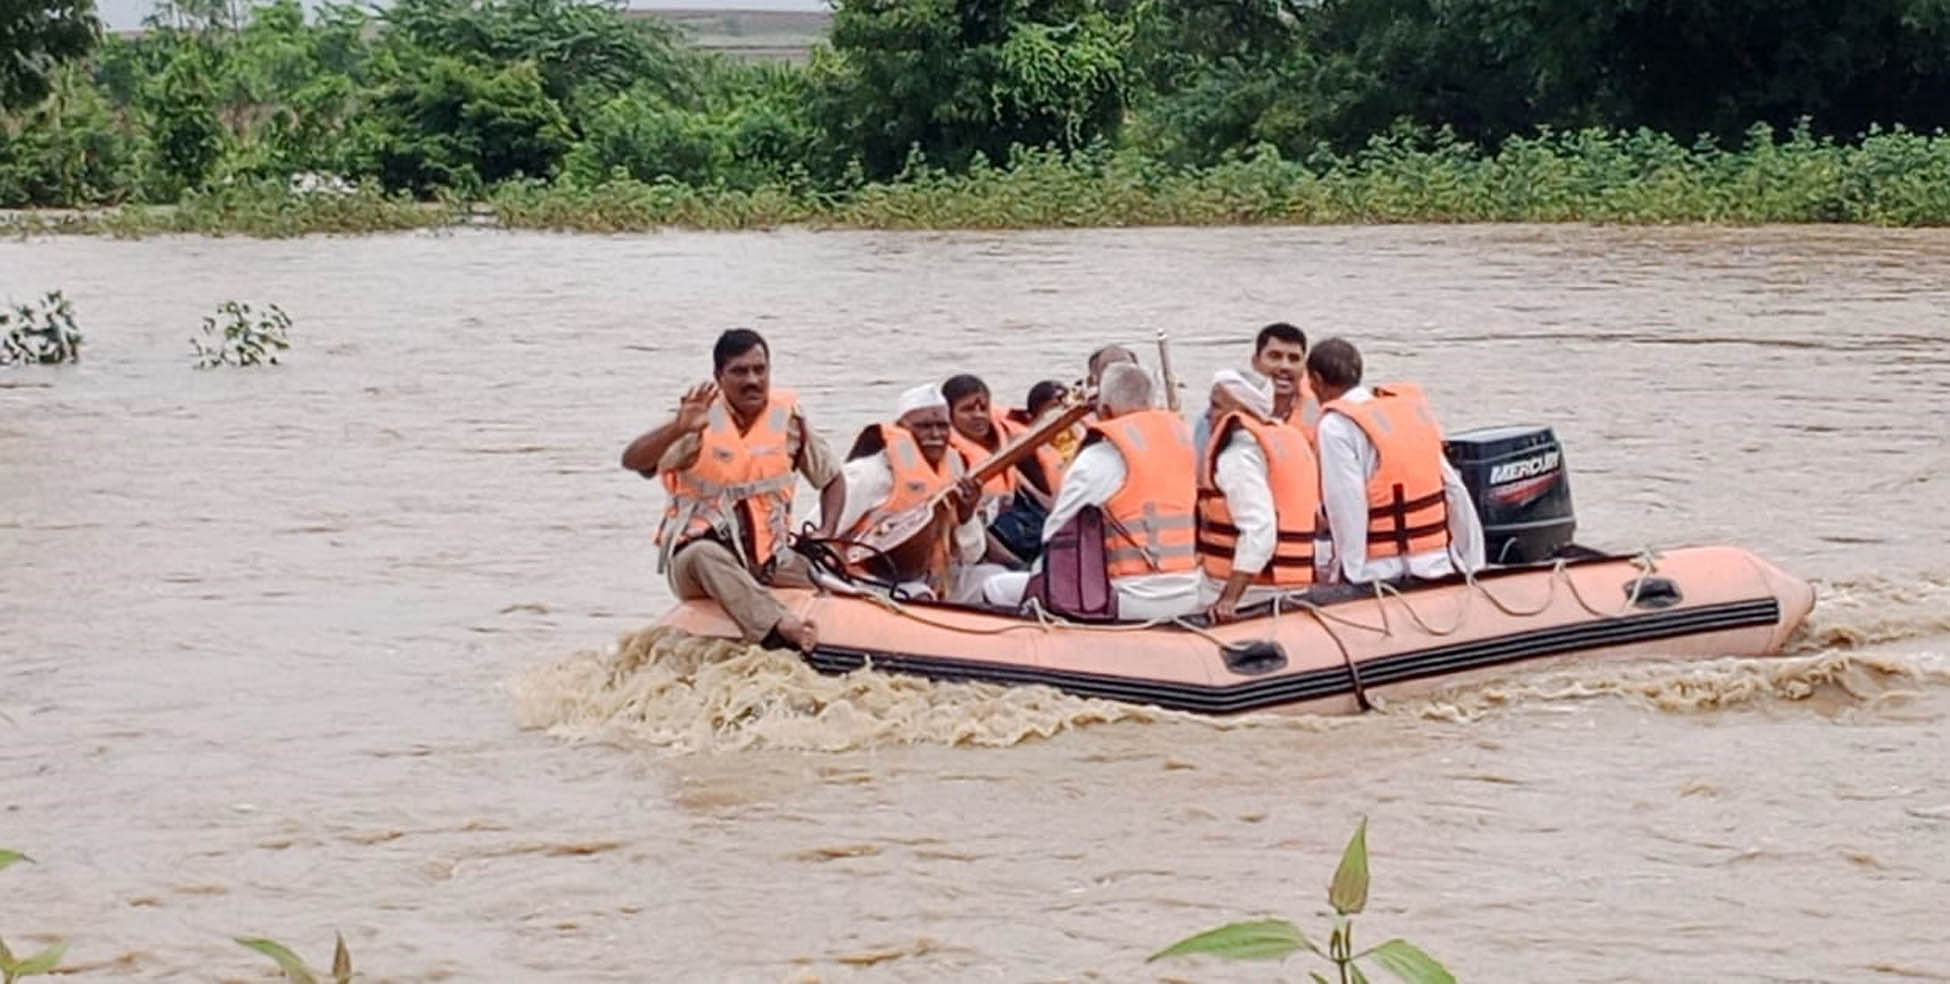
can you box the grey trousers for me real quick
[666,539,813,643]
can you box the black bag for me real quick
[988,487,1049,564]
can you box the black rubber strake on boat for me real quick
[804,597,1783,714]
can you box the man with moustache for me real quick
[810,384,988,601]
[621,329,846,651]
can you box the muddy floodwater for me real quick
[4,225,1949,982]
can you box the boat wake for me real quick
[508,570,1950,754]
[1791,569,1950,652]
[507,625,1200,754]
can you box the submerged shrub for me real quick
[193,300,292,367]
[1,292,84,366]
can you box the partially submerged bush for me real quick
[193,301,292,367]
[0,292,83,366]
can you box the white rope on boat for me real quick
[842,547,1668,644]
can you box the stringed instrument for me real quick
[841,394,1097,582]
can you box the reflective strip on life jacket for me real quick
[1088,409,1199,578]
[1322,382,1450,559]
[843,422,965,541]
[1196,412,1320,586]
[843,421,965,592]
[656,389,800,570]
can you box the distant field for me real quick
[108,7,833,61]
[627,8,832,61]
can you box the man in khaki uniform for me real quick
[621,330,846,650]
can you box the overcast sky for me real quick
[98,0,827,30]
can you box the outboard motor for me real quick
[1443,425,1576,565]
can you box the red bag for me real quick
[1024,506,1119,621]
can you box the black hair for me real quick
[1306,337,1364,389]
[941,374,989,408]
[1024,379,1067,416]
[846,423,886,461]
[712,329,769,372]
[1255,322,1307,354]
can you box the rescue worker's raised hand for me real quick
[950,477,982,524]
[676,382,718,433]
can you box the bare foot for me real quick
[776,613,818,651]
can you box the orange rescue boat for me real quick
[656,544,1812,715]
[655,425,1816,715]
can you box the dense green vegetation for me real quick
[6,0,1950,231]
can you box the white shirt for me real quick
[1034,438,1201,619]
[1316,386,1486,584]
[805,453,985,566]
[1195,429,1337,608]
[1209,430,1277,578]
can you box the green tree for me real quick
[0,62,137,205]
[812,0,1130,179]
[1132,0,1950,161]
[1,0,101,111]
[561,63,816,189]
[377,0,696,113]
[136,44,227,196]
[356,56,574,193]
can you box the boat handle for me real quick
[1221,639,1289,675]
[1624,576,1683,609]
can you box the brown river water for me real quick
[4,225,1949,982]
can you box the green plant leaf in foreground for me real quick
[1363,938,1456,984]
[1329,816,1370,915]
[0,850,31,873]
[1147,918,1315,962]
[8,940,68,978]
[235,937,319,984]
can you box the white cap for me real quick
[895,383,949,418]
[1209,369,1273,419]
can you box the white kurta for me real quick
[981,439,1202,619]
[805,452,987,599]
[1196,430,1325,607]
[1316,386,1486,584]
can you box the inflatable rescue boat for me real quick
[655,426,1816,715]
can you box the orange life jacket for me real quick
[1196,413,1320,585]
[948,411,1022,506]
[970,407,1069,499]
[1321,382,1450,558]
[655,389,799,570]
[1086,409,1198,578]
[843,422,966,542]
[842,422,967,593]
